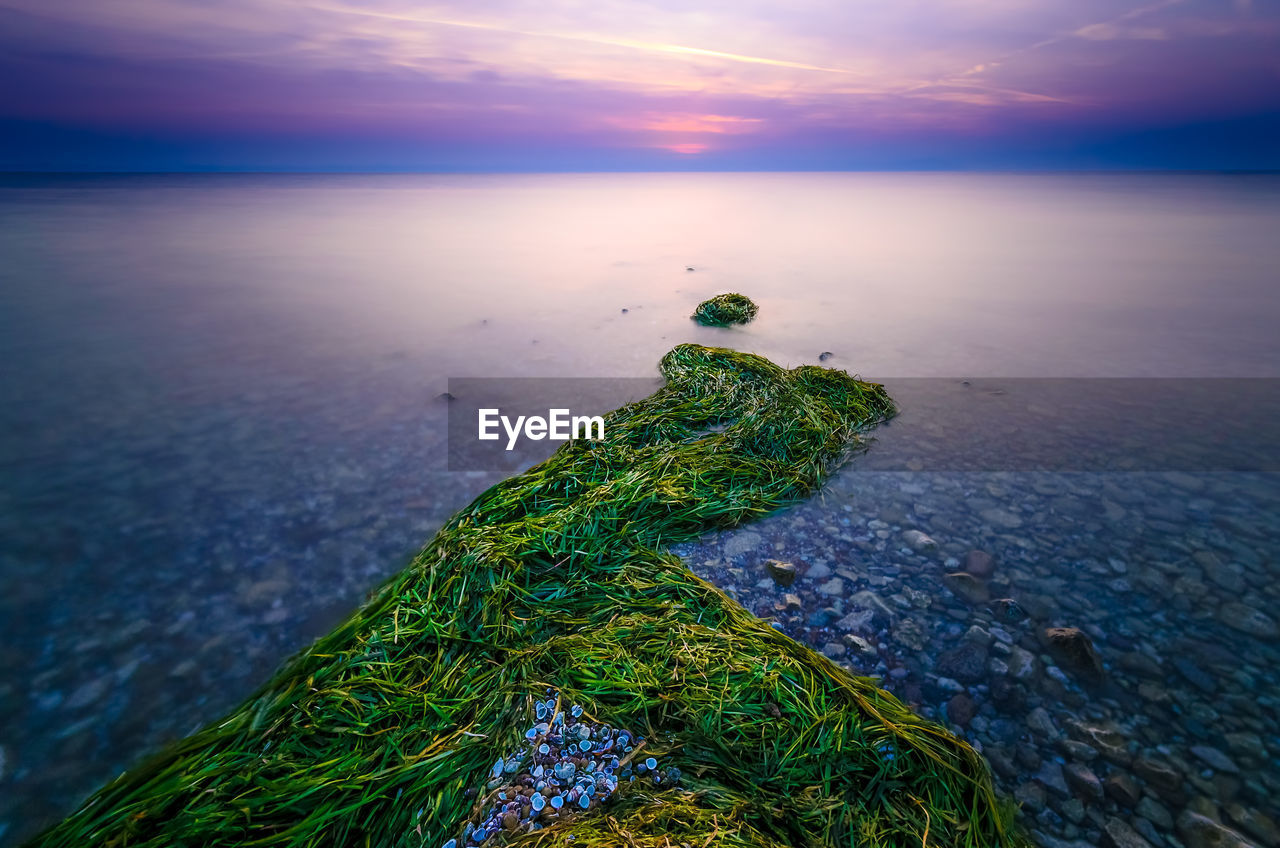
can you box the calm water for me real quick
[1,173,1278,846]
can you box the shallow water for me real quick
[0,173,1277,846]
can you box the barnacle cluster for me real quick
[445,692,679,848]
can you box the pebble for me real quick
[1063,762,1103,802]
[1103,818,1156,848]
[1006,646,1036,680]
[1225,804,1280,845]
[1035,760,1071,798]
[722,531,763,558]
[979,507,1023,529]
[816,577,844,597]
[1104,773,1142,808]
[1043,627,1104,680]
[64,676,113,710]
[1027,707,1060,739]
[1132,757,1183,794]
[902,530,938,553]
[1177,810,1259,848]
[963,550,995,578]
[1059,740,1098,762]
[1190,746,1240,775]
[1216,603,1278,639]
[935,642,988,684]
[942,572,990,605]
[764,560,797,587]
[947,693,975,727]
[1136,796,1174,830]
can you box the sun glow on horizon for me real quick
[0,0,1276,169]
[663,143,710,154]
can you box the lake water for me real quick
[1,173,1278,846]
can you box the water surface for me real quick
[1,173,1277,846]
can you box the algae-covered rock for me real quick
[29,343,1025,848]
[691,292,758,326]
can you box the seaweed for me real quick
[692,293,759,327]
[28,342,1024,848]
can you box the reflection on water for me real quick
[0,173,1278,846]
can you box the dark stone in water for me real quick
[1062,762,1103,802]
[1115,651,1162,680]
[764,559,797,587]
[1103,817,1156,848]
[943,572,989,605]
[934,642,988,685]
[989,598,1028,624]
[988,676,1025,711]
[1103,773,1142,808]
[1132,756,1183,794]
[963,550,995,578]
[1173,657,1217,694]
[1068,721,1131,766]
[818,351,834,362]
[1043,627,1104,680]
[1178,810,1258,848]
[1225,804,1280,846]
[946,693,975,727]
[808,608,836,627]
[1217,602,1278,639]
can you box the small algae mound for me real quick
[692,293,759,326]
[29,343,1023,848]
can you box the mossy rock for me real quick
[29,343,1024,848]
[692,293,759,326]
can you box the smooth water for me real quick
[1,173,1278,846]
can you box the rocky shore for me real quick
[678,470,1280,848]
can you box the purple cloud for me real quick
[0,0,1276,169]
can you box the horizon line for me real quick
[3,168,1279,176]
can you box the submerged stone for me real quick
[764,559,797,587]
[1043,627,1105,680]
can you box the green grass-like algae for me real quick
[28,342,1024,848]
[692,293,759,326]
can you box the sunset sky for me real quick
[1,0,1277,170]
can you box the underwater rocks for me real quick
[451,691,678,848]
[677,468,1280,848]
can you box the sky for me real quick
[0,0,1277,171]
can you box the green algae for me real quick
[692,293,759,326]
[28,342,1024,848]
